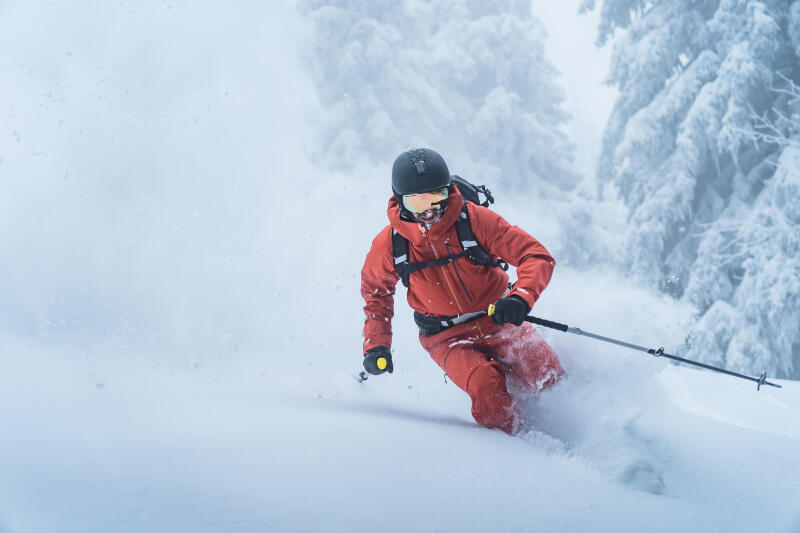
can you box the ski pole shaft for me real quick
[566,326,781,389]
[487,305,781,390]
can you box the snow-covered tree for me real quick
[586,0,800,377]
[299,0,579,192]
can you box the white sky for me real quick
[533,0,618,178]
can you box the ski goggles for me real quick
[402,187,449,214]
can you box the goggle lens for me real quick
[402,188,449,214]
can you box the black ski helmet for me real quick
[391,148,451,195]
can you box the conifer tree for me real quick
[586,0,800,377]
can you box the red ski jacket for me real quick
[361,185,555,353]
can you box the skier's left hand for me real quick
[363,346,394,375]
[490,296,529,326]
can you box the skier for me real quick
[360,148,565,434]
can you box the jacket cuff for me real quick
[507,288,535,311]
[363,333,392,355]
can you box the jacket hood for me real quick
[387,185,463,246]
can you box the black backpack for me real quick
[392,175,508,288]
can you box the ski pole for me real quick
[487,305,782,391]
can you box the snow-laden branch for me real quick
[741,73,800,148]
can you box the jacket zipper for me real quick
[445,242,474,303]
[425,236,466,316]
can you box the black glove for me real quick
[363,346,394,375]
[491,295,530,326]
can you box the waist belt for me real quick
[414,310,486,336]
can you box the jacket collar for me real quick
[387,185,463,246]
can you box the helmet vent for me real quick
[414,160,427,174]
[407,148,426,164]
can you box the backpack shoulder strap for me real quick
[454,203,509,270]
[454,203,491,265]
[392,229,411,287]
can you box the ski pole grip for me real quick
[488,305,569,332]
[525,316,569,332]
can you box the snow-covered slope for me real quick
[2,301,798,533]
[2,250,799,532]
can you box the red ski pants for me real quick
[419,316,564,434]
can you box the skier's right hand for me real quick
[363,346,393,375]
[490,295,529,326]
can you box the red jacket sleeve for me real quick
[469,204,556,310]
[361,225,400,354]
